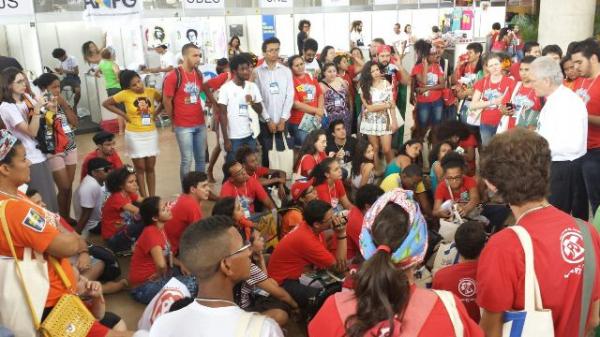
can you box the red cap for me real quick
[291,179,314,201]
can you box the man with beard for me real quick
[350,20,364,49]
[303,38,320,79]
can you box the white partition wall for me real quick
[275,14,295,57]
[371,11,398,43]
[323,12,350,52]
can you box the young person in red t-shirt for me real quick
[470,53,516,146]
[313,157,354,213]
[412,39,446,129]
[435,120,478,176]
[80,131,123,182]
[295,129,329,178]
[162,43,219,182]
[346,184,384,262]
[267,200,347,311]
[130,197,197,304]
[432,220,487,323]
[236,146,287,202]
[164,171,209,254]
[477,128,600,337]
[309,189,483,337]
[219,160,275,219]
[288,55,325,149]
[433,152,480,219]
[101,166,144,253]
[509,56,543,130]
[561,56,579,91]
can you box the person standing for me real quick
[571,38,600,217]
[320,63,351,133]
[529,56,589,220]
[0,53,22,73]
[218,54,264,162]
[96,48,124,134]
[303,39,321,79]
[297,20,311,55]
[163,43,219,181]
[228,36,243,59]
[52,48,82,112]
[253,37,294,167]
[412,40,446,131]
[349,21,364,49]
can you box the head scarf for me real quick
[0,130,18,162]
[376,45,392,55]
[359,188,428,269]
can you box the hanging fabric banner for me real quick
[0,0,34,17]
[183,0,225,10]
[83,0,143,23]
[260,0,293,9]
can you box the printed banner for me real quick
[262,15,276,41]
[83,0,143,21]
[183,0,225,10]
[260,0,293,9]
[0,0,34,16]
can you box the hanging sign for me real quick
[262,15,276,41]
[0,0,34,16]
[260,0,293,9]
[322,0,349,7]
[183,0,225,10]
[83,0,143,20]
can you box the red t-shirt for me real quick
[411,63,444,103]
[477,206,600,337]
[455,61,478,82]
[346,206,363,261]
[291,74,322,125]
[473,76,516,126]
[309,287,484,337]
[432,260,481,323]
[585,76,600,149]
[206,72,231,91]
[339,68,356,100]
[315,180,346,209]
[219,177,269,214]
[80,149,123,181]
[129,225,172,286]
[297,152,327,177]
[164,194,202,253]
[510,62,521,82]
[250,166,270,181]
[101,192,139,239]
[435,175,477,203]
[459,134,478,175]
[163,67,205,127]
[267,222,336,284]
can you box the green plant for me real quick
[510,14,538,42]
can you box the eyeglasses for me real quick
[224,241,251,259]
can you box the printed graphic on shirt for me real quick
[184,82,200,105]
[238,195,253,218]
[560,228,585,264]
[458,277,476,298]
[512,94,534,116]
[22,208,46,232]
[426,72,439,86]
[133,97,152,115]
[482,88,503,108]
[575,88,590,104]
[151,287,187,325]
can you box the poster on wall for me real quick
[0,0,34,16]
[144,25,173,50]
[83,0,143,23]
[182,0,225,10]
[262,15,276,41]
[229,24,244,38]
[176,19,227,64]
[322,0,349,7]
[260,0,293,9]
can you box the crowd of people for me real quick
[0,18,600,337]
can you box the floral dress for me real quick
[323,84,351,134]
[359,81,394,136]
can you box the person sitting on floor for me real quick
[295,129,329,178]
[220,160,275,219]
[312,158,354,213]
[281,179,318,236]
[433,152,480,220]
[212,197,256,247]
[380,164,433,220]
[165,171,210,254]
[81,131,123,181]
[129,196,197,304]
[346,184,384,262]
[74,157,112,236]
[235,146,287,205]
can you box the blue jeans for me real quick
[226,136,257,163]
[417,99,444,128]
[131,272,198,304]
[583,149,600,215]
[287,123,309,149]
[479,123,498,147]
[106,216,145,253]
[174,125,207,181]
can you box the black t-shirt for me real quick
[326,136,356,164]
[297,32,307,55]
[0,56,23,73]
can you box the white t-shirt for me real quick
[148,301,283,337]
[73,175,107,236]
[218,80,263,139]
[350,31,364,47]
[304,58,321,80]
[60,55,79,73]
[0,98,46,164]
[160,51,176,70]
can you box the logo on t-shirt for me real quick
[457,277,476,298]
[560,228,585,264]
[150,287,187,324]
[483,88,502,107]
[22,208,46,232]
[575,88,591,105]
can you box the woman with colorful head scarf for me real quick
[308,189,483,337]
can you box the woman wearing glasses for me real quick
[432,151,480,220]
[130,196,197,304]
[0,67,58,212]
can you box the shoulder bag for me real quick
[268,133,294,179]
[235,311,265,337]
[496,82,522,134]
[576,219,596,337]
[432,290,465,337]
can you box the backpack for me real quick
[35,111,69,155]
[162,66,203,99]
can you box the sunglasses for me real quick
[125,165,136,174]
[94,166,112,173]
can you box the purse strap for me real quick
[509,225,545,311]
[576,218,596,337]
[433,290,464,337]
[0,199,43,330]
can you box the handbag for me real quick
[0,200,49,337]
[576,219,596,337]
[268,134,294,179]
[235,311,265,337]
[497,82,522,134]
[503,226,554,337]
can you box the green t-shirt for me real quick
[98,59,120,89]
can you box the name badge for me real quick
[188,95,198,104]
[239,104,248,116]
[61,117,72,133]
[141,113,152,126]
[306,93,314,102]
[334,98,343,107]
[269,82,280,94]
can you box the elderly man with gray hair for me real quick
[529,56,589,220]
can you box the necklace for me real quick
[196,298,237,306]
[515,203,550,224]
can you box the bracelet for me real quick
[337,236,347,240]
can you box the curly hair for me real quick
[480,128,550,206]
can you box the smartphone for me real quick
[505,102,514,110]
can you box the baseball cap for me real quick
[93,131,115,145]
[291,179,314,202]
[87,158,112,175]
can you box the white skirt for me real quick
[125,129,159,159]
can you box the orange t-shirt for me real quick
[0,194,76,307]
[281,208,303,237]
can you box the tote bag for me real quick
[0,200,49,337]
[268,134,294,180]
[503,226,554,337]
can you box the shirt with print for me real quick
[237,263,269,309]
[163,67,205,127]
[0,97,46,164]
[290,74,322,125]
[477,206,600,337]
[101,192,139,239]
[0,195,76,307]
[267,221,336,284]
[584,75,600,149]
[573,77,593,105]
[164,193,202,254]
[315,180,346,212]
[54,104,77,153]
[432,260,480,323]
[129,225,173,286]
[113,88,161,132]
[473,75,516,126]
[220,177,269,217]
[411,63,444,103]
[511,84,542,129]
[434,175,477,203]
[80,149,123,181]
[218,80,263,139]
[325,136,356,165]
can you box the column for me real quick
[538,0,596,51]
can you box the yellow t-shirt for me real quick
[113,88,161,132]
[380,173,425,194]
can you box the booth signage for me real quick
[322,0,349,7]
[183,0,225,10]
[262,15,276,40]
[83,0,143,18]
[260,0,293,9]
[0,0,34,16]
